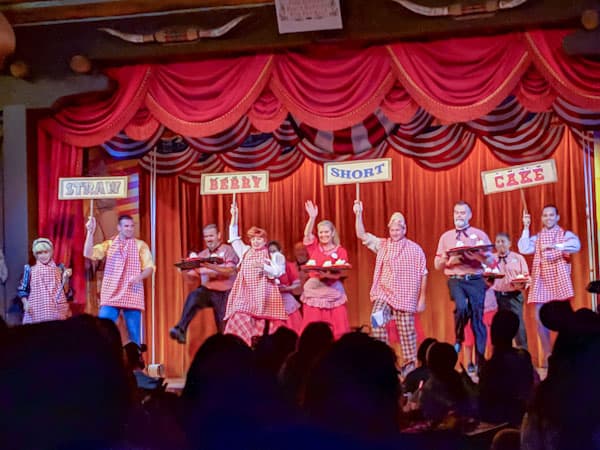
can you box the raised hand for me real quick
[86,217,96,234]
[523,212,531,228]
[305,200,318,219]
[62,268,72,281]
[353,200,363,215]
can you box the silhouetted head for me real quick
[297,321,334,355]
[426,342,458,376]
[304,331,400,439]
[417,337,438,366]
[0,315,130,450]
[491,310,520,348]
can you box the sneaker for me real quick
[467,363,476,375]
[169,327,186,344]
[453,342,461,353]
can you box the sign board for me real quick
[324,158,392,186]
[200,171,269,195]
[275,0,343,34]
[481,159,558,195]
[58,176,129,200]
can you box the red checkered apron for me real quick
[23,262,69,324]
[100,236,144,310]
[225,247,287,345]
[370,238,426,313]
[529,226,574,304]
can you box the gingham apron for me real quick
[225,247,286,320]
[530,226,573,303]
[370,238,424,313]
[23,261,69,324]
[100,236,144,310]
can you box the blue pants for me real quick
[99,306,142,345]
[448,276,487,364]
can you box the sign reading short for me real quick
[201,171,269,195]
[59,176,129,200]
[481,159,558,195]
[324,158,392,186]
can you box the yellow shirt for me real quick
[91,238,155,272]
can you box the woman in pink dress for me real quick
[224,203,288,346]
[300,200,350,339]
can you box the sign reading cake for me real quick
[323,158,392,186]
[481,159,557,195]
[200,171,269,195]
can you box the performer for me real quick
[492,232,530,350]
[518,205,580,366]
[434,201,495,368]
[18,238,72,324]
[84,215,154,345]
[224,203,287,346]
[300,200,350,339]
[169,224,238,343]
[353,201,427,373]
[268,240,303,334]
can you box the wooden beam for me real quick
[0,73,110,108]
[4,0,587,79]
[1,0,272,25]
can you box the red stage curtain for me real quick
[270,46,395,131]
[515,66,555,113]
[146,55,273,137]
[38,29,600,145]
[387,33,531,123]
[37,129,86,310]
[138,130,591,376]
[526,29,600,110]
[41,66,151,147]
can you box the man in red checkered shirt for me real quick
[518,205,580,366]
[354,200,427,373]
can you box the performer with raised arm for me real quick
[224,203,287,346]
[492,232,530,350]
[169,224,239,343]
[300,200,350,339]
[268,241,303,334]
[84,215,154,346]
[518,205,581,366]
[434,201,495,370]
[354,201,427,373]
[18,238,73,324]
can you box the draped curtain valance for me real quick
[40,28,600,150]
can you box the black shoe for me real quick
[169,327,186,344]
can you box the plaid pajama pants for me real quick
[370,297,417,365]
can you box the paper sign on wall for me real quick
[275,0,343,34]
[200,171,269,195]
[324,158,392,186]
[58,176,129,199]
[481,159,558,195]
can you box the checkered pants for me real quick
[370,297,417,365]
[224,312,285,347]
